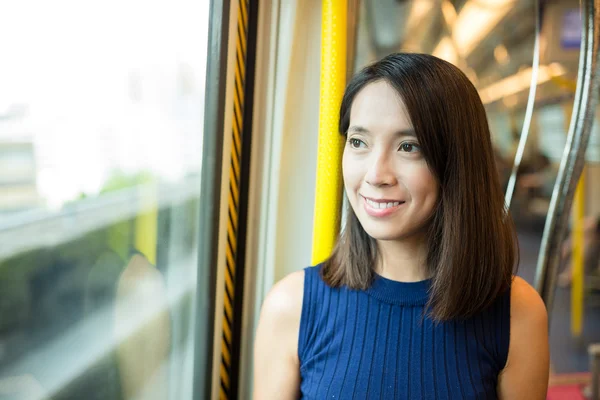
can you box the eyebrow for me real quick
[347,125,416,137]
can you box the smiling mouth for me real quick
[362,196,405,209]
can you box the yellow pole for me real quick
[312,0,347,265]
[572,167,586,337]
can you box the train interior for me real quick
[1,0,600,399]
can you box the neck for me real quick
[375,234,430,282]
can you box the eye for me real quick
[348,138,366,149]
[399,142,420,153]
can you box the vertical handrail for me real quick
[312,0,347,265]
[572,168,586,337]
[504,0,543,209]
[535,0,600,317]
[589,344,600,399]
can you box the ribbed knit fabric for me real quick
[298,265,511,399]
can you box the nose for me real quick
[365,150,396,187]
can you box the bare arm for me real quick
[497,276,549,399]
[253,271,304,399]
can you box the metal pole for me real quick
[504,0,544,209]
[589,343,600,399]
[535,0,600,318]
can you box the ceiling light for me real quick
[433,36,458,65]
[479,63,567,104]
[441,0,458,27]
[408,0,433,23]
[452,0,513,58]
[406,0,434,34]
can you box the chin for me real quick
[362,226,406,242]
[361,219,429,243]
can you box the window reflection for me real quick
[0,1,209,399]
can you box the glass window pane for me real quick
[0,1,210,399]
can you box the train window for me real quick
[0,1,211,399]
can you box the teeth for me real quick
[366,199,400,209]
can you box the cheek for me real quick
[404,164,439,202]
[342,151,361,190]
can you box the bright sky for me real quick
[0,0,210,209]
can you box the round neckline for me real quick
[365,272,432,306]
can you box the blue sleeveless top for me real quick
[298,265,511,399]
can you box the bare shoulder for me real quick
[497,276,549,399]
[253,270,305,399]
[510,276,548,327]
[259,270,305,328]
[507,276,548,367]
[255,270,306,362]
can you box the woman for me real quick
[254,53,549,399]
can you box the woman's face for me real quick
[342,80,439,242]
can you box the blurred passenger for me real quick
[513,152,556,231]
[516,152,553,197]
[254,53,549,399]
[558,215,600,287]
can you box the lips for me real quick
[361,195,405,217]
[364,198,402,209]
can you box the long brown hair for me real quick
[322,53,518,321]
